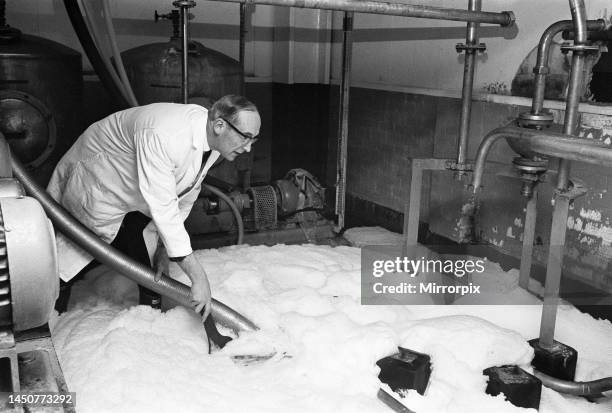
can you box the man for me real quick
[48,95,260,321]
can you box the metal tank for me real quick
[121,39,244,105]
[0,23,83,186]
[121,13,247,190]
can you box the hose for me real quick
[101,0,139,107]
[203,183,244,245]
[63,0,129,109]
[78,0,132,107]
[4,135,257,334]
[533,369,612,397]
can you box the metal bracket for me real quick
[555,178,587,200]
[0,329,20,393]
[532,66,550,75]
[456,42,487,53]
[560,42,600,54]
[445,160,474,172]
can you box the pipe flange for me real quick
[512,157,548,175]
[455,43,487,53]
[560,42,600,54]
[173,0,196,8]
[518,112,554,129]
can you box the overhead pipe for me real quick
[530,19,605,116]
[63,0,129,109]
[3,136,257,333]
[208,0,514,25]
[533,370,612,397]
[470,123,611,192]
[454,0,483,174]
[563,28,612,41]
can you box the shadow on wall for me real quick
[510,41,602,101]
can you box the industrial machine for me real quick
[0,2,83,186]
[121,6,243,106]
[186,168,332,247]
[0,138,72,412]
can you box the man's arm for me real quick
[134,129,210,315]
[174,254,212,318]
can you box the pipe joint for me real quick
[500,11,515,27]
[560,42,600,54]
[532,66,550,75]
[518,112,554,129]
[173,0,196,7]
[553,178,587,200]
[455,42,486,54]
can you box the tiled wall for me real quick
[334,86,612,297]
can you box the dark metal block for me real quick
[377,347,431,395]
[529,338,578,381]
[484,365,541,410]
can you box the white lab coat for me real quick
[47,103,220,281]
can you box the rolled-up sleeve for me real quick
[134,129,192,258]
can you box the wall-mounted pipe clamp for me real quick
[445,160,474,172]
[560,43,600,54]
[455,42,486,54]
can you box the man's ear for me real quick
[212,119,224,134]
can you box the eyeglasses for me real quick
[220,117,258,147]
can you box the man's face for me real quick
[214,111,261,161]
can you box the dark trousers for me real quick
[55,211,160,312]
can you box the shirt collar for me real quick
[193,108,209,151]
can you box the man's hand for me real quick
[175,253,214,320]
[153,243,170,282]
[190,275,212,318]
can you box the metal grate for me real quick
[247,185,277,230]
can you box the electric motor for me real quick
[0,138,58,332]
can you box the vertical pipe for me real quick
[239,2,248,95]
[455,0,481,170]
[403,160,423,248]
[181,5,189,104]
[539,195,570,347]
[556,53,584,189]
[0,134,12,178]
[519,190,538,289]
[239,2,246,73]
[557,0,588,190]
[539,0,588,348]
[334,11,354,231]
